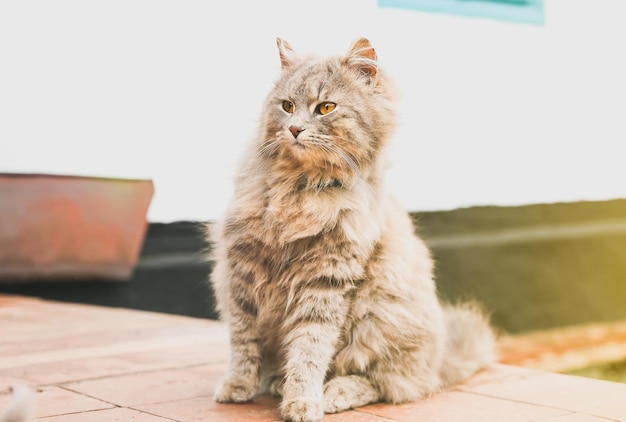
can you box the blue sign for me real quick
[378,0,545,25]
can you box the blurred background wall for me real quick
[1,0,624,222]
[1,1,625,336]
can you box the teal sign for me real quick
[378,0,545,25]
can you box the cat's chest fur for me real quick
[225,179,383,322]
[231,175,382,245]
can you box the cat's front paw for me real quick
[323,375,380,413]
[214,377,257,403]
[280,397,323,422]
[323,378,353,414]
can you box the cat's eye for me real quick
[282,100,295,113]
[316,102,336,115]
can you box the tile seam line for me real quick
[59,385,195,420]
[459,389,601,414]
[32,402,118,419]
[0,335,228,370]
[580,410,624,422]
[22,360,228,388]
[351,407,403,421]
[126,405,182,422]
[0,357,229,383]
[58,384,124,408]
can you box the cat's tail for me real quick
[439,302,497,387]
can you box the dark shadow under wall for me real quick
[2,199,626,334]
[0,222,218,320]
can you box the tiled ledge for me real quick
[1,294,625,421]
[498,321,626,373]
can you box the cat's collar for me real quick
[315,179,344,190]
[294,176,345,192]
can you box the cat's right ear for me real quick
[344,38,378,84]
[276,38,299,71]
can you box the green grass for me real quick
[564,359,626,383]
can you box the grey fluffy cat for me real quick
[208,37,496,422]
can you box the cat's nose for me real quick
[289,125,305,139]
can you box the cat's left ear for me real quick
[344,38,378,83]
[276,38,300,71]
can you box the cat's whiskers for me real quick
[258,139,281,159]
[321,134,362,163]
[313,137,362,179]
[243,139,280,173]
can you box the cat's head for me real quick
[259,38,396,189]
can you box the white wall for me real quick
[1,0,624,222]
